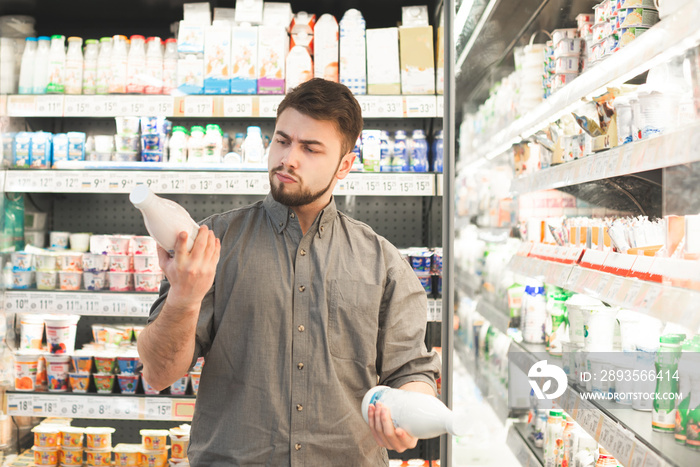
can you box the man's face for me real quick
[268,108,353,207]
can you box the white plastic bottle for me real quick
[126,35,146,93]
[109,34,128,94]
[168,126,189,163]
[46,35,66,94]
[32,36,51,94]
[129,185,200,253]
[82,39,99,94]
[95,37,112,94]
[64,36,83,94]
[187,126,205,163]
[203,124,223,163]
[145,36,163,94]
[162,38,178,95]
[361,386,467,439]
[18,37,37,95]
[242,126,264,165]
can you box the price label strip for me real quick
[376,96,404,118]
[188,172,217,193]
[87,396,114,418]
[53,172,82,192]
[239,172,269,194]
[145,96,174,116]
[126,293,158,317]
[405,96,437,117]
[223,96,254,117]
[145,397,173,420]
[356,96,379,118]
[258,95,284,117]
[35,95,64,116]
[7,394,33,415]
[7,95,37,116]
[27,292,56,313]
[34,396,59,416]
[210,172,245,194]
[157,172,189,194]
[54,293,85,314]
[102,295,128,316]
[5,291,30,313]
[184,96,214,117]
[93,96,119,117]
[82,172,109,192]
[59,397,87,417]
[64,96,94,116]
[111,397,140,418]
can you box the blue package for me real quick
[2,132,16,166]
[409,250,433,273]
[52,133,69,165]
[67,132,86,161]
[416,274,431,294]
[141,134,162,152]
[141,151,163,162]
[30,132,53,168]
[13,132,32,167]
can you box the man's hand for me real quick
[367,402,418,453]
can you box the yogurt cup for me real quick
[85,448,112,466]
[169,427,190,460]
[84,271,107,291]
[60,426,85,448]
[89,235,111,255]
[142,376,161,395]
[69,233,91,253]
[25,229,47,248]
[94,373,116,394]
[618,27,649,46]
[551,28,578,45]
[32,424,61,447]
[11,251,33,271]
[82,253,109,272]
[19,314,45,350]
[554,55,580,74]
[132,236,157,256]
[134,272,163,292]
[106,235,132,255]
[118,374,140,394]
[141,448,169,467]
[113,151,140,162]
[190,371,201,396]
[36,252,58,271]
[170,375,190,395]
[59,446,84,466]
[37,270,58,290]
[33,446,59,466]
[58,271,82,291]
[116,356,140,375]
[68,372,90,393]
[44,315,80,354]
[582,305,618,352]
[114,135,139,152]
[94,355,116,374]
[45,354,71,392]
[133,255,161,273]
[85,427,115,449]
[618,7,659,28]
[140,429,170,450]
[12,270,33,289]
[13,351,41,391]
[108,272,133,292]
[565,295,604,344]
[114,444,142,467]
[109,254,133,273]
[50,231,70,249]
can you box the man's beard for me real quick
[269,167,336,207]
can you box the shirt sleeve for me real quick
[376,251,441,393]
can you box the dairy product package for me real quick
[290,12,316,34]
[436,26,444,94]
[177,55,204,94]
[214,8,236,23]
[67,132,86,161]
[14,131,31,167]
[30,132,53,169]
[183,2,211,24]
[178,21,206,54]
[366,28,400,95]
[290,32,313,55]
[257,26,287,94]
[204,21,232,94]
[235,0,264,25]
[286,46,313,92]
[230,26,258,94]
[399,26,435,94]
[52,133,69,165]
[314,14,338,82]
[339,9,366,94]
[362,129,381,172]
[402,5,430,27]
[262,2,292,29]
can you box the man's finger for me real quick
[367,405,386,448]
[188,226,209,260]
[173,231,189,259]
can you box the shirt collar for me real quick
[263,193,338,237]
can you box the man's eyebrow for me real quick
[275,130,326,148]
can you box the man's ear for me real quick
[335,152,356,180]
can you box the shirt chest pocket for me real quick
[328,279,383,364]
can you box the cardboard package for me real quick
[436,26,444,94]
[399,26,435,94]
[339,9,366,95]
[314,14,338,82]
[177,55,204,94]
[230,25,258,94]
[257,26,288,94]
[366,28,401,95]
[204,21,232,94]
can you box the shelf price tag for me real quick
[83,172,109,192]
[258,96,284,117]
[629,443,647,467]
[112,397,139,418]
[356,96,379,118]
[64,96,94,116]
[184,96,214,117]
[189,172,216,193]
[103,295,128,316]
[598,418,617,452]
[34,396,59,416]
[131,172,161,192]
[640,285,662,310]
[87,397,113,418]
[125,96,147,116]
[35,95,64,116]
[223,96,254,117]
[211,173,244,194]
[59,397,87,417]
[146,397,173,420]
[53,172,82,192]
[127,294,157,317]
[4,291,30,313]
[239,172,269,194]
[642,452,662,467]
[436,95,444,118]
[55,293,84,314]
[157,172,188,193]
[7,394,33,415]
[609,429,635,466]
[376,96,404,118]
[605,277,625,302]
[405,96,437,117]
[145,96,174,116]
[28,292,56,313]
[93,96,119,116]
[7,95,37,116]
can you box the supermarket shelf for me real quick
[6,391,195,421]
[3,169,437,196]
[0,94,442,119]
[508,255,700,332]
[472,0,700,163]
[455,267,482,298]
[506,422,544,467]
[427,298,442,322]
[509,340,698,467]
[4,290,157,317]
[475,298,510,337]
[511,125,700,194]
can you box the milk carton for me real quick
[13,132,32,167]
[204,21,231,94]
[436,26,444,94]
[214,8,236,24]
[30,132,52,169]
[262,3,292,29]
[314,14,338,82]
[366,28,400,95]
[178,21,206,55]
[399,26,435,94]
[177,54,204,94]
[52,133,69,165]
[235,0,264,24]
[339,9,366,95]
[230,25,258,94]
[257,26,287,94]
[290,12,316,34]
[361,130,381,172]
[286,46,313,92]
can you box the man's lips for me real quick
[275,172,297,183]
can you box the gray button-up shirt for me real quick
[148,193,441,467]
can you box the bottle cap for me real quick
[165,38,177,44]
[172,126,189,135]
[51,35,65,40]
[395,130,406,138]
[246,126,262,135]
[85,39,99,45]
[130,35,145,41]
[191,126,205,134]
[206,124,219,132]
[25,37,37,42]
[660,334,685,345]
[68,36,82,42]
[146,36,162,43]
[38,36,50,41]
[99,37,112,43]
[113,35,127,41]
[412,129,425,138]
[549,409,563,417]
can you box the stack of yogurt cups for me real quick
[88,234,163,292]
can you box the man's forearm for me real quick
[137,300,200,391]
[399,381,436,397]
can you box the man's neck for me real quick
[290,194,332,235]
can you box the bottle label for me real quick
[109,59,128,93]
[47,61,65,93]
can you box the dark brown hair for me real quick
[276,78,363,156]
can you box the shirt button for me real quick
[298,324,305,332]
[300,249,306,256]
[297,362,304,370]
[298,285,305,292]
[290,212,295,218]
[295,443,302,451]
[320,226,325,232]
[279,222,283,227]
[297,404,303,411]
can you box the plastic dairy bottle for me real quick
[361,386,468,439]
[32,36,51,94]
[543,409,563,467]
[432,130,443,173]
[379,131,392,172]
[203,124,223,163]
[168,126,189,163]
[145,37,163,94]
[130,185,200,253]
[95,37,112,94]
[409,129,429,172]
[64,36,83,95]
[314,14,339,82]
[109,35,128,94]
[286,45,313,93]
[82,39,98,94]
[187,126,205,163]
[126,35,146,93]
[361,129,381,172]
[243,126,264,165]
[653,334,684,432]
[392,130,409,172]
[46,35,66,94]
[162,38,178,95]
[18,37,37,95]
